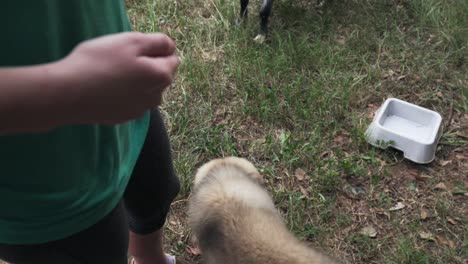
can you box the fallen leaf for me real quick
[453,147,463,153]
[299,186,310,198]
[414,174,426,182]
[434,182,447,191]
[436,234,455,248]
[420,208,430,220]
[447,217,458,225]
[397,75,406,81]
[439,160,452,167]
[436,234,448,244]
[456,154,468,160]
[334,135,345,143]
[294,168,306,181]
[320,151,330,158]
[336,36,346,45]
[359,226,377,238]
[419,231,435,241]
[186,245,201,256]
[389,202,406,211]
[366,104,377,119]
[201,9,211,18]
[448,240,455,249]
[408,169,426,182]
[456,132,468,139]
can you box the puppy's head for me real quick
[194,157,262,187]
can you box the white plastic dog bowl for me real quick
[365,98,442,164]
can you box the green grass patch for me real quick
[127,0,468,262]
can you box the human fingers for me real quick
[139,55,180,86]
[136,33,176,57]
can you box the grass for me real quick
[125,0,468,263]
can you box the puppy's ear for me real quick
[193,158,224,187]
[223,156,264,183]
[241,160,264,184]
[247,170,264,184]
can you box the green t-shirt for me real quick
[0,1,149,244]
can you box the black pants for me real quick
[0,110,180,264]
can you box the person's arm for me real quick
[0,32,179,134]
[0,63,71,134]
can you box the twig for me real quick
[444,89,455,131]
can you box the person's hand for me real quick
[54,32,179,125]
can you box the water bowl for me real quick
[365,98,442,164]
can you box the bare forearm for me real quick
[0,63,68,134]
[0,32,179,134]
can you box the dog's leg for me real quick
[240,0,249,18]
[237,0,249,25]
[259,0,273,34]
[254,0,273,43]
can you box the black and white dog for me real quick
[239,0,272,42]
[239,0,326,42]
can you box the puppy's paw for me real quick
[253,34,266,44]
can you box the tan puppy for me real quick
[188,157,338,264]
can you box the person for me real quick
[0,1,181,264]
